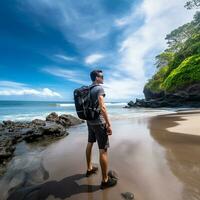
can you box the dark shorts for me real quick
[87,123,110,150]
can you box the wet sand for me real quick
[1,110,200,200]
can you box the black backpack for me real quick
[73,84,101,120]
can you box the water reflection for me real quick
[148,114,200,200]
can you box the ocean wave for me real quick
[0,111,76,122]
[0,107,176,122]
[105,102,127,106]
[53,102,127,107]
[55,103,75,107]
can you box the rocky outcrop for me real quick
[143,87,165,100]
[0,113,83,176]
[46,112,82,127]
[125,83,200,108]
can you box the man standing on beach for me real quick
[85,69,117,189]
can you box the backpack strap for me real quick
[88,84,100,108]
[89,84,99,90]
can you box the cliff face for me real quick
[144,83,200,102]
[126,12,200,108]
[127,83,200,108]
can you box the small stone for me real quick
[108,170,119,180]
[121,192,134,200]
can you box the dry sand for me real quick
[1,109,200,200]
[166,111,200,136]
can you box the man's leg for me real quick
[86,142,93,171]
[99,149,108,182]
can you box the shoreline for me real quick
[153,109,200,136]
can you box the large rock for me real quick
[31,119,46,126]
[2,120,15,127]
[143,87,165,100]
[0,123,3,131]
[127,83,200,108]
[20,128,34,135]
[0,137,16,161]
[127,101,135,107]
[187,83,200,100]
[58,114,83,127]
[40,123,68,136]
[46,112,59,122]
[23,132,43,143]
[0,112,82,176]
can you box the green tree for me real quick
[185,0,200,9]
[165,12,200,52]
[162,55,200,91]
[155,52,174,68]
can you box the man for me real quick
[85,69,117,189]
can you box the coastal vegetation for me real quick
[145,8,200,94]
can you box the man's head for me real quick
[90,70,104,84]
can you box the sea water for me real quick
[0,100,176,122]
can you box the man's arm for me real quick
[98,95,112,134]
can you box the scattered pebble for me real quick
[121,192,134,200]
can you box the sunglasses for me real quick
[98,75,104,79]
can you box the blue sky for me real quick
[0,0,195,102]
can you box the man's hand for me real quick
[106,124,112,135]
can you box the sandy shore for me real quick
[165,110,200,136]
[1,109,200,200]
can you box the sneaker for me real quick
[100,176,117,189]
[86,166,98,177]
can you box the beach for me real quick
[0,108,200,200]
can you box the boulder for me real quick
[31,119,46,126]
[46,112,59,122]
[0,137,16,161]
[3,120,15,127]
[0,123,3,130]
[126,83,200,108]
[127,101,135,107]
[20,128,34,135]
[0,112,81,176]
[40,123,67,137]
[143,87,165,100]
[187,83,200,100]
[58,114,83,127]
[23,132,43,143]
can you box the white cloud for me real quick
[21,0,196,101]
[115,7,141,27]
[0,81,61,97]
[79,30,107,40]
[41,88,61,97]
[42,67,88,85]
[0,81,27,88]
[54,54,75,61]
[85,54,105,65]
[104,0,196,100]
[103,78,144,100]
[23,0,111,49]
